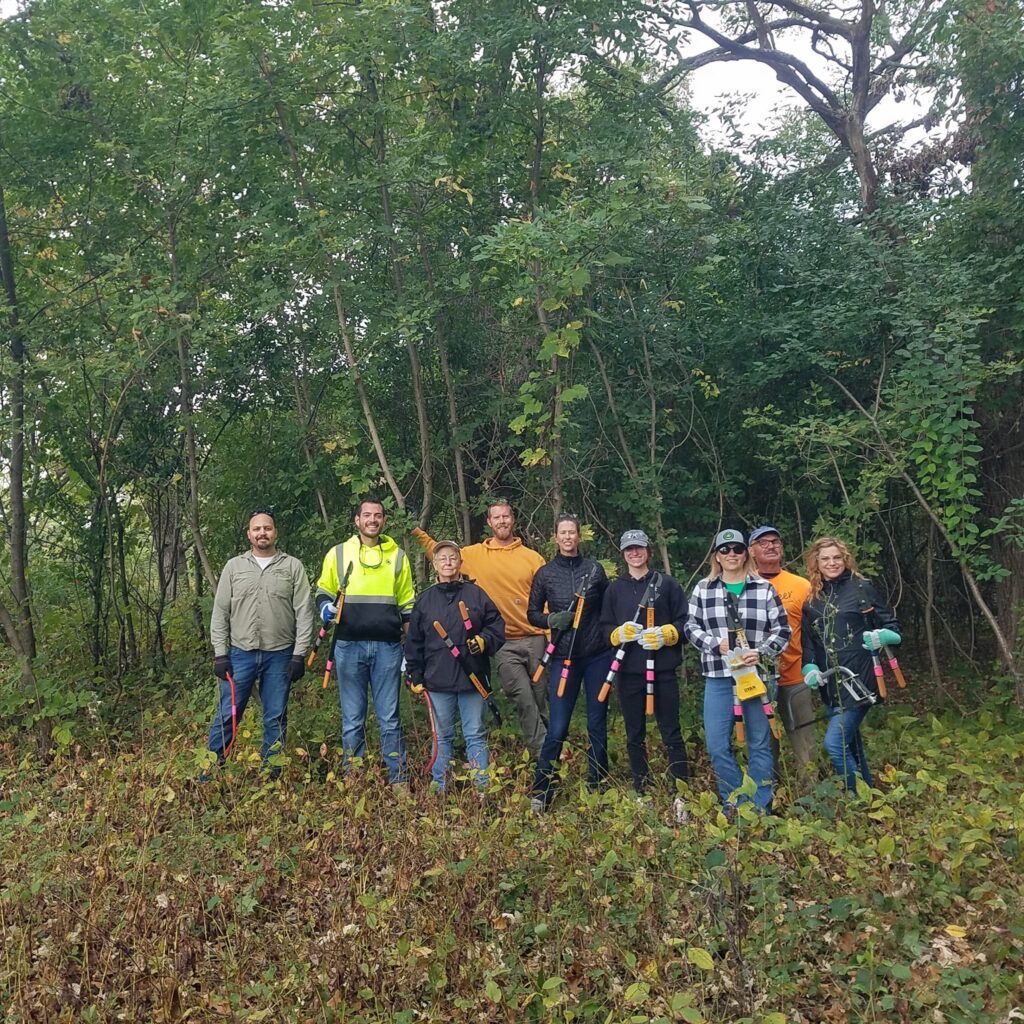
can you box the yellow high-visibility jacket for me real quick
[315,534,414,643]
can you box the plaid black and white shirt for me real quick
[685,574,791,676]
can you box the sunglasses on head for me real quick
[717,544,746,555]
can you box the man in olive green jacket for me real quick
[205,508,314,778]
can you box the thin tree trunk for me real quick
[362,66,433,520]
[254,50,405,509]
[168,218,217,592]
[528,39,563,522]
[292,372,330,528]
[0,186,43,747]
[418,240,468,536]
[924,520,945,706]
[831,375,1022,703]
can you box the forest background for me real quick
[1,0,1022,1022]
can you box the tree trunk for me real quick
[254,50,406,509]
[0,186,43,748]
[168,218,217,592]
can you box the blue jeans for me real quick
[334,639,407,783]
[207,647,291,773]
[823,702,873,789]
[424,690,488,790]
[703,676,774,811]
[532,650,613,804]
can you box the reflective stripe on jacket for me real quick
[315,535,415,643]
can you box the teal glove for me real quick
[547,609,574,631]
[862,628,901,651]
[802,664,824,689]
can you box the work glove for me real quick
[213,655,232,680]
[640,624,679,650]
[547,609,574,631]
[287,655,305,682]
[802,664,824,689]
[320,602,338,625]
[862,628,901,651]
[466,635,486,655]
[611,621,642,647]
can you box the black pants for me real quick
[616,671,689,793]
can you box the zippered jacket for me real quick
[600,570,687,675]
[211,551,314,657]
[412,528,545,639]
[684,574,790,676]
[802,571,900,707]
[527,554,609,660]
[315,535,415,643]
[406,580,506,693]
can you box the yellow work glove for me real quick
[611,621,642,647]
[640,625,679,651]
[466,635,485,655]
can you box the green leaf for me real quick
[687,947,715,971]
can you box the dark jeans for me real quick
[532,650,613,804]
[617,671,689,793]
[207,646,291,774]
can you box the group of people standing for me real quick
[205,497,902,814]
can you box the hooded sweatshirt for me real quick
[413,527,546,639]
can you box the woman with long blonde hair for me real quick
[800,537,901,790]
[684,529,790,812]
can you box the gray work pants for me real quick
[492,634,548,759]
[776,683,819,783]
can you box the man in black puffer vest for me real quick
[527,514,611,812]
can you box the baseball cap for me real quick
[432,539,461,556]
[619,529,650,550]
[749,525,781,544]
[713,528,746,549]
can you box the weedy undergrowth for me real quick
[0,693,1021,1023]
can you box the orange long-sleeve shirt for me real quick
[413,527,546,639]
[763,569,812,686]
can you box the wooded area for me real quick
[2,3,1023,1021]
[2,0,1022,729]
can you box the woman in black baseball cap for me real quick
[684,530,790,813]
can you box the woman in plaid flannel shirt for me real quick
[685,529,790,811]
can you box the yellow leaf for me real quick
[944,924,967,938]
[687,946,715,971]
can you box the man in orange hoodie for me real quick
[414,501,548,758]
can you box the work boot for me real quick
[673,797,689,825]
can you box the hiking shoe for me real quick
[673,797,689,825]
[530,797,546,816]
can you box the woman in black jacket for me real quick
[801,537,902,790]
[527,514,611,811]
[600,529,689,804]
[405,541,505,791]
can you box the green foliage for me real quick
[1,692,1022,1022]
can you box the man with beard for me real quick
[205,508,314,779]
[414,501,547,758]
[316,496,416,790]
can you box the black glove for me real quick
[547,609,574,631]
[287,655,306,682]
[214,655,232,680]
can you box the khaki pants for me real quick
[492,634,548,759]
[776,683,819,783]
